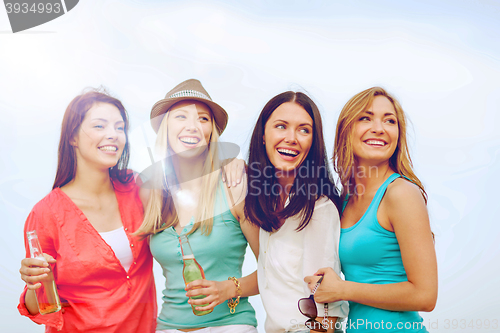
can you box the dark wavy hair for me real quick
[52,88,132,189]
[245,91,341,232]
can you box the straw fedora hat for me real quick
[150,79,228,134]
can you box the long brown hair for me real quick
[333,87,427,202]
[53,88,132,189]
[245,91,341,232]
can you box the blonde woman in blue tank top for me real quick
[305,87,437,332]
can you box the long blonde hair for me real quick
[333,87,427,202]
[135,107,222,239]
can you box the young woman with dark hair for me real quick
[305,87,437,333]
[52,90,133,188]
[245,91,348,333]
[18,89,156,333]
[246,91,341,231]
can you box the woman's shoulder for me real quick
[385,176,425,206]
[31,188,65,214]
[311,195,340,221]
[314,195,337,209]
[112,170,140,192]
[26,188,67,231]
[301,196,340,234]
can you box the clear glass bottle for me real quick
[179,234,212,316]
[26,230,61,315]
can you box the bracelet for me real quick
[227,277,241,314]
[323,303,329,327]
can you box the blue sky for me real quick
[1,1,499,332]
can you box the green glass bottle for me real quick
[179,234,212,316]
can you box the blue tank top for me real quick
[150,182,257,330]
[339,173,428,332]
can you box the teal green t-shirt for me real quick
[339,173,428,333]
[150,183,257,330]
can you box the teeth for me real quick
[365,140,385,146]
[277,148,298,156]
[99,146,117,151]
[180,137,200,144]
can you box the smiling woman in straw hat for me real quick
[135,79,259,333]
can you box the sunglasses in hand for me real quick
[298,275,329,332]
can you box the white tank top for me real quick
[99,226,133,272]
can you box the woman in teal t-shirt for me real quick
[306,87,437,332]
[135,79,259,332]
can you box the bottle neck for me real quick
[179,235,195,258]
[27,232,43,258]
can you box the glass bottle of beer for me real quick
[26,230,61,315]
[179,234,212,316]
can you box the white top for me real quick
[99,226,134,272]
[258,196,349,333]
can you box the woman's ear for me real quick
[69,135,78,147]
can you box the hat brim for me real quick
[150,97,228,134]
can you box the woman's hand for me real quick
[221,158,246,188]
[185,279,236,311]
[19,253,56,290]
[304,267,344,303]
